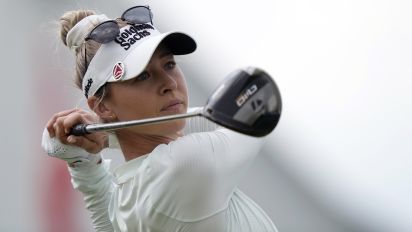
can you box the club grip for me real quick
[70,124,90,136]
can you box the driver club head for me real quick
[202,67,282,137]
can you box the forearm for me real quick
[69,159,114,232]
[42,128,114,232]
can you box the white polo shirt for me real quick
[68,116,278,232]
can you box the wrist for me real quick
[67,153,102,168]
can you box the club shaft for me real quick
[75,108,203,135]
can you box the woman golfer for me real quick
[42,5,278,232]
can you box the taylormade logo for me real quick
[114,24,154,50]
[84,78,93,98]
[236,84,258,107]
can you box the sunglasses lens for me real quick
[122,6,152,24]
[87,21,119,43]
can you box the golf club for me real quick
[70,67,282,137]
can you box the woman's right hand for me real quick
[46,108,108,154]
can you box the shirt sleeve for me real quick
[69,159,115,232]
[42,127,115,231]
[147,127,265,222]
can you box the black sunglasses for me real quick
[83,6,153,70]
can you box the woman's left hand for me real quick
[46,108,108,154]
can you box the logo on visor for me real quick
[114,24,154,51]
[84,78,93,98]
[113,62,125,80]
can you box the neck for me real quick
[116,130,182,161]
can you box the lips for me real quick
[161,99,184,112]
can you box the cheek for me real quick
[176,75,189,100]
[126,96,159,119]
[109,87,159,120]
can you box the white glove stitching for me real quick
[41,128,101,168]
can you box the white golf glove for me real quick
[41,128,101,168]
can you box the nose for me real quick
[158,72,178,95]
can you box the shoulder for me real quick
[147,129,263,179]
[150,129,236,163]
[147,130,224,171]
[144,129,265,221]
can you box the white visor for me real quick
[82,23,196,98]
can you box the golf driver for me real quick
[71,67,282,137]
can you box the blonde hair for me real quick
[59,10,102,90]
[59,10,129,100]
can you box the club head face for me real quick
[203,67,282,137]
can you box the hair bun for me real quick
[60,10,95,47]
[60,10,109,51]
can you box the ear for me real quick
[87,96,117,122]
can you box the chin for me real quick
[167,119,186,133]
